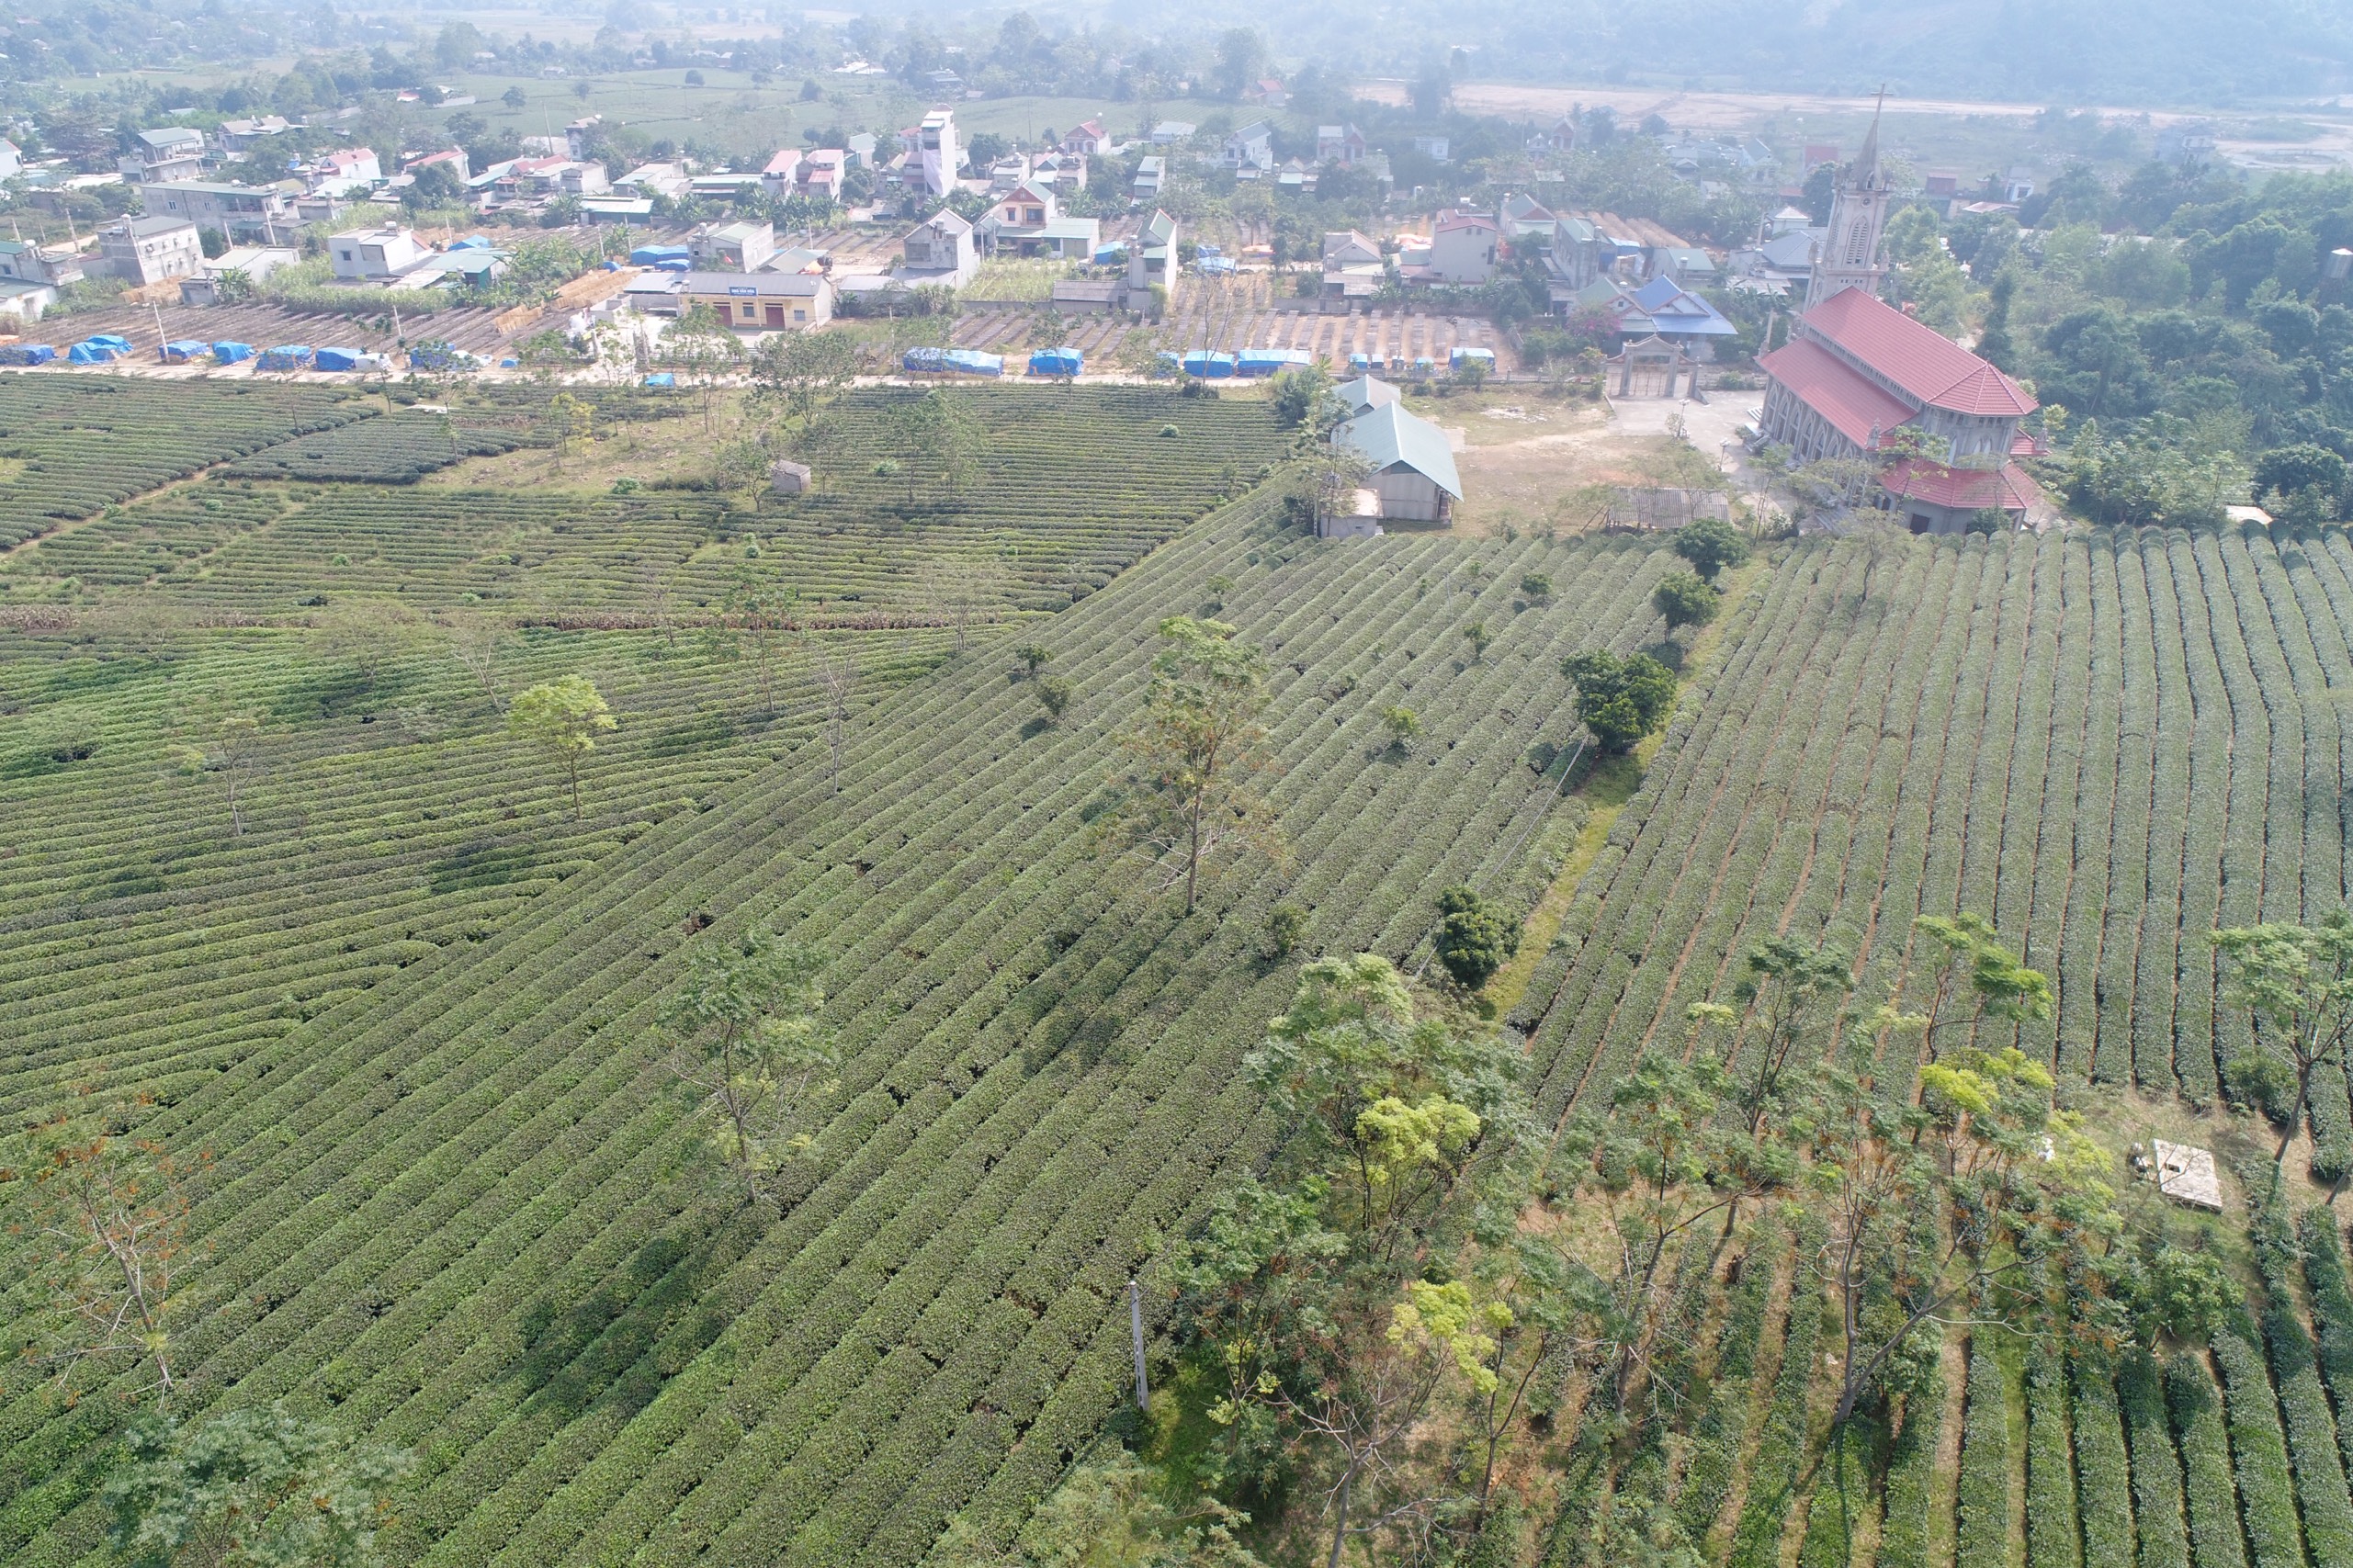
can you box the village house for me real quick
[1223,121,1276,175]
[678,271,834,330]
[759,150,802,197]
[1318,124,1369,165]
[119,126,206,184]
[312,147,381,192]
[1059,119,1109,156]
[1150,121,1196,145]
[329,225,430,280]
[899,209,978,288]
[219,116,293,152]
[692,220,775,272]
[178,243,298,305]
[0,140,22,180]
[404,148,472,184]
[1567,274,1739,356]
[619,162,691,200]
[917,108,959,197]
[1131,156,1165,201]
[0,239,84,287]
[1127,209,1180,301]
[141,180,296,244]
[1408,210,1500,286]
[98,215,203,286]
[798,149,849,202]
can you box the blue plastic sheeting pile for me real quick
[210,341,255,364]
[643,372,676,387]
[1027,347,1081,376]
[1348,353,1372,370]
[629,244,690,265]
[257,344,314,371]
[68,341,123,365]
[1181,351,1236,378]
[1092,243,1126,265]
[1235,348,1310,377]
[313,347,363,372]
[0,344,54,365]
[407,343,472,371]
[158,341,211,364]
[902,347,1003,376]
[1449,346,1496,368]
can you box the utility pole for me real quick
[1128,1278,1149,1409]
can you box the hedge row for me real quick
[2120,1350,2190,1568]
[1957,1335,2014,1568]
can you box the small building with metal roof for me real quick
[1332,391,1462,528]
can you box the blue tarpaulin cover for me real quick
[1092,243,1126,265]
[158,341,210,363]
[210,341,255,363]
[941,349,1002,376]
[1181,351,1236,378]
[257,344,313,370]
[0,344,54,365]
[313,347,362,372]
[1236,348,1310,377]
[643,372,676,387]
[629,244,690,265]
[901,346,945,373]
[1028,348,1081,376]
[68,342,121,364]
[1349,352,1372,370]
[1155,351,1182,375]
[1450,346,1496,367]
[83,334,132,351]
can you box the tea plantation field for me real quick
[0,487,1681,1563]
[15,365,2353,1567]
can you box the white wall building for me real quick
[329,226,429,280]
[918,108,959,197]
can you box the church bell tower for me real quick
[1805,90,1892,310]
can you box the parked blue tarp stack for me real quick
[257,344,314,371]
[1236,348,1311,378]
[1349,352,1372,371]
[1449,346,1496,370]
[901,346,946,374]
[1181,351,1236,378]
[407,342,471,372]
[643,372,676,387]
[69,334,132,365]
[1196,256,1237,276]
[629,244,690,266]
[941,349,1002,376]
[1092,243,1126,265]
[210,341,255,364]
[158,341,211,364]
[0,344,56,366]
[1027,347,1082,377]
[313,347,363,372]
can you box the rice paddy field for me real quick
[6,371,2353,1567]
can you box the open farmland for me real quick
[15,361,2353,1566]
[0,378,373,547]
[0,486,1683,1562]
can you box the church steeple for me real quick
[1805,87,1893,310]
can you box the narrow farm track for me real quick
[0,492,1682,1562]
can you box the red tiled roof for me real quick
[1803,287,2036,418]
[1759,338,1917,450]
[1881,457,2042,512]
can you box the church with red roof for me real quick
[1756,93,2043,534]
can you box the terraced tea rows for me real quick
[0,619,956,1119]
[1514,527,2353,1149]
[0,507,1682,1565]
[0,378,373,547]
[221,408,542,483]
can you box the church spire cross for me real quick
[1804,85,1895,311]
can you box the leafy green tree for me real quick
[1270,363,1337,429]
[749,328,859,423]
[887,389,985,506]
[943,1451,1267,1566]
[2212,912,2353,1164]
[1708,935,1854,1137]
[1263,900,1308,960]
[1799,1049,2119,1426]
[1380,705,1421,753]
[1561,649,1677,755]
[657,926,836,1200]
[107,1405,413,1568]
[1435,885,1520,989]
[1173,956,1530,1564]
[1013,643,1054,679]
[1652,571,1720,635]
[1671,516,1751,581]
[1034,674,1073,725]
[2254,444,2348,515]
[1870,912,2053,1061]
[1103,617,1276,913]
[1463,619,1491,662]
[507,674,617,818]
[1519,572,1553,604]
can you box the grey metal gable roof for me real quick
[1336,402,1461,498]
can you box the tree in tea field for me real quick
[2212,911,2353,1165]
[107,1404,413,1568]
[657,925,838,1201]
[1103,615,1278,913]
[749,327,858,423]
[1651,570,1720,635]
[1034,675,1074,725]
[169,700,266,838]
[1799,1047,2119,1426]
[507,674,616,819]
[1174,955,1533,1565]
[20,1095,208,1409]
[1672,515,1751,580]
[1435,885,1520,989]
[1560,649,1677,755]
